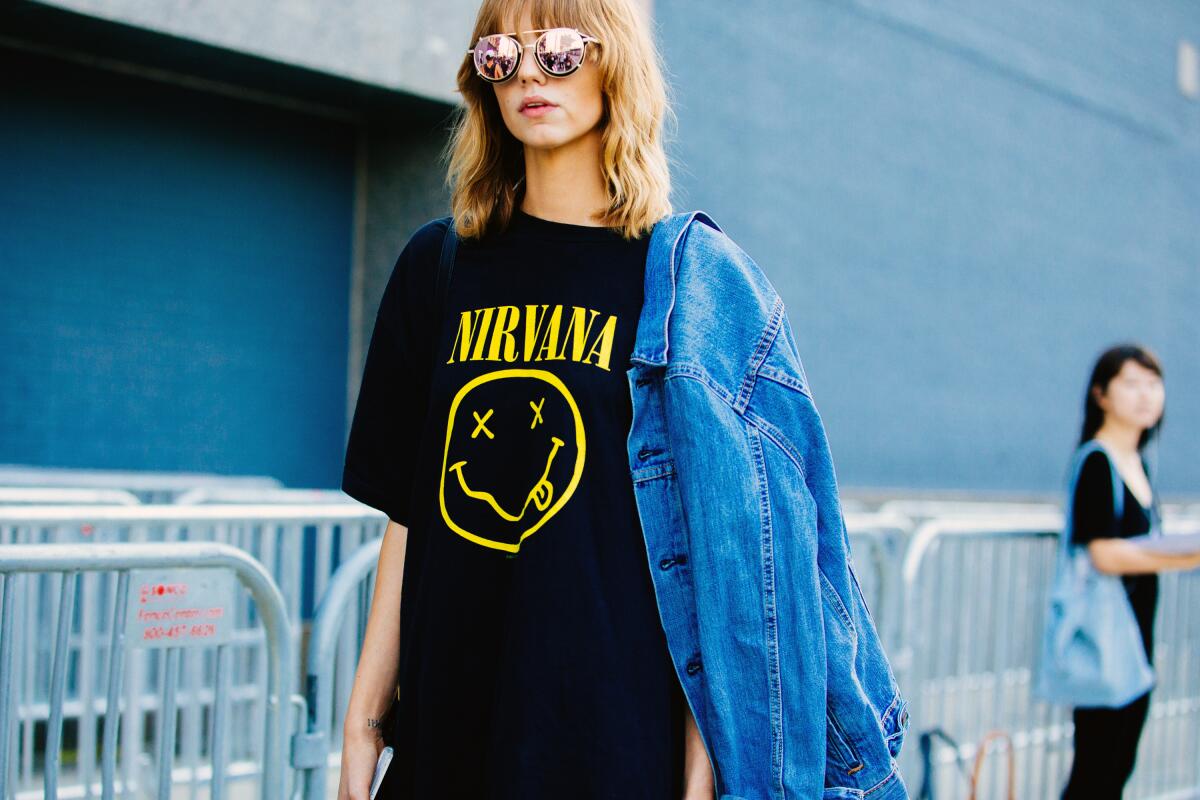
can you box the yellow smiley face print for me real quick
[439,368,586,553]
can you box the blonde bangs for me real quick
[446,0,674,241]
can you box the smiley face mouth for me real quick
[448,436,565,521]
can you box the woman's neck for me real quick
[519,129,608,226]
[1094,420,1142,460]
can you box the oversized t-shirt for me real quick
[342,209,686,799]
[1069,446,1159,661]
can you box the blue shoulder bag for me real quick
[1035,439,1155,708]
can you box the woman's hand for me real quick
[1089,538,1200,575]
[336,729,384,800]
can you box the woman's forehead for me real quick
[1117,360,1160,380]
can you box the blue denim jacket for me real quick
[626,211,910,799]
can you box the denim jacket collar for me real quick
[630,210,723,367]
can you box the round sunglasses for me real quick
[467,27,602,83]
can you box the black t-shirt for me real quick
[1069,447,1159,661]
[342,209,686,799]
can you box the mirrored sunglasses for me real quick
[468,27,601,83]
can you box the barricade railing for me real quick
[0,504,387,798]
[0,488,141,506]
[898,515,1200,799]
[173,488,361,506]
[0,465,282,505]
[0,542,294,800]
[0,503,387,616]
[292,538,384,800]
[877,499,1061,523]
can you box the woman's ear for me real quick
[1091,384,1107,409]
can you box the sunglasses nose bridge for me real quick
[513,39,545,82]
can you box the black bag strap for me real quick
[435,215,457,310]
[432,215,458,368]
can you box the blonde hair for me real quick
[446,0,674,240]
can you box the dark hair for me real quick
[1079,343,1165,449]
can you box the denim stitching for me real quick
[747,425,785,796]
[735,296,785,413]
[741,409,808,481]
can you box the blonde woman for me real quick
[338,0,908,798]
[339,3,696,797]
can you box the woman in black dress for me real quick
[1061,344,1200,798]
[335,1,713,798]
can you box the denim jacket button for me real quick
[686,659,702,675]
[659,557,675,570]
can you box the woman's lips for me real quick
[520,103,557,117]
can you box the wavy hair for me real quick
[446,0,673,240]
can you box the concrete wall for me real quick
[29,0,480,104]
[346,110,456,429]
[654,0,1200,495]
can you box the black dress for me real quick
[1061,445,1158,799]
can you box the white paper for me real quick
[369,746,394,800]
[1127,531,1200,555]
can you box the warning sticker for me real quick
[126,568,236,649]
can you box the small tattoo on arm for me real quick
[366,718,382,729]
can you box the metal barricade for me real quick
[845,512,911,654]
[1126,518,1200,799]
[898,515,1200,799]
[293,538,384,800]
[0,542,293,800]
[0,504,386,798]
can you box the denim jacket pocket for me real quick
[881,694,910,759]
[825,710,866,780]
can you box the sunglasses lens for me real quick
[536,28,586,75]
[474,35,519,81]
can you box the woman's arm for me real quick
[682,703,715,800]
[1087,539,1200,575]
[337,519,409,800]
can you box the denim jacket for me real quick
[626,211,910,799]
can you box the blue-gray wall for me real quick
[657,0,1200,495]
[0,48,356,488]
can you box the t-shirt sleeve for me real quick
[1070,449,1120,545]
[340,219,447,525]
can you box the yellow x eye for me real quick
[471,408,494,439]
[529,397,545,428]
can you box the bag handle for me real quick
[968,730,1015,800]
[1061,440,1124,559]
